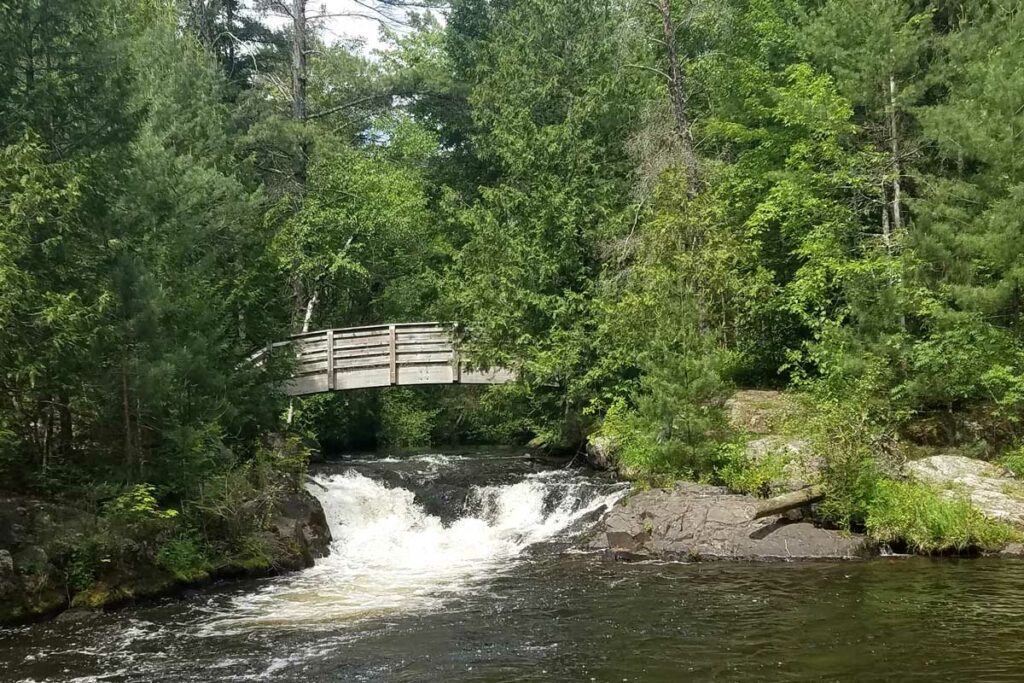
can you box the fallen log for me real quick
[753,484,826,520]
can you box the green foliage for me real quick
[378,388,440,450]
[866,479,1017,553]
[105,484,179,523]
[717,442,788,497]
[1000,446,1024,479]
[155,537,211,583]
[5,0,1024,572]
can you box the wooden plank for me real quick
[395,342,452,354]
[397,364,456,385]
[452,344,461,383]
[286,374,329,396]
[326,329,335,390]
[336,366,391,390]
[393,332,451,345]
[335,356,391,370]
[332,336,390,352]
[388,325,397,385]
[394,351,455,364]
[332,352,391,367]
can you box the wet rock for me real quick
[275,489,332,561]
[0,549,13,575]
[905,455,1024,529]
[726,390,793,435]
[590,482,871,561]
[586,435,618,471]
[54,608,103,623]
[1000,542,1024,557]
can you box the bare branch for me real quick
[305,93,393,120]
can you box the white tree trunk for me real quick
[286,289,318,425]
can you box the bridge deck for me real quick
[252,322,514,397]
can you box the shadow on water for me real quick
[3,450,1024,682]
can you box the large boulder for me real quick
[589,482,871,561]
[0,496,94,623]
[585,435,618,471]
[904,455,1024,529]
[725,390,793,435]
[267,488,333,570]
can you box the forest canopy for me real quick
[2,0,1024,546]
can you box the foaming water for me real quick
[201,461,627,633]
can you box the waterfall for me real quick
[202,459,626,633]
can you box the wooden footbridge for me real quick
[251,322,514,397]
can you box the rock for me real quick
[900,408,1014,453]
[586,435,618,471]
[1000,542,1024,557]
[54,608,102,623]
[272,488,332,567]
[0,549,13,575]
[589,482,871,561]
[744,436,822,492]
[905,455,1024,528]
[725,390,793,435]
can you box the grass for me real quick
[865,479,1018,553]
[1000,446,1024,478]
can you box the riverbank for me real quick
[6,451,1024,682]
[0,482,330,625]
[588,390,1024,557]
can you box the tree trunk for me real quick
[881,185,892,256]
[122,361,133,471]
[656,0,700,196]
[291,0,308,185]
[753,485,826,520]
[286,289,318,425]
[887,73,903,236]
[226,0,236,77]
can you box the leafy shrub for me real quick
[1000,445,1024,478]
[105,483,179,522]
[155,537,211,582]
[866,479,1017,553]
[716,441,787,497]
[378,387,438,449]
[599,396,729,482]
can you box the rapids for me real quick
[4,450,1024,682]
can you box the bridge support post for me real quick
[326,329,335,390]
[388,324,397,385]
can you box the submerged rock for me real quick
[590,482,871,561]
[905,454,1024,529]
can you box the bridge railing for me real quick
[250,322,513,396]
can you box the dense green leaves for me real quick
[3,0,1024,549]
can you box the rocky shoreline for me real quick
[588,482,872,561]
[0,489,331,625]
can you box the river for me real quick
[3,450,1024,682]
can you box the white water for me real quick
[202,461,626,634]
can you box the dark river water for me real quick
[3,451,1024,682]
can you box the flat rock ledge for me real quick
[905,454,1024,529]
[589,482,872,561]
